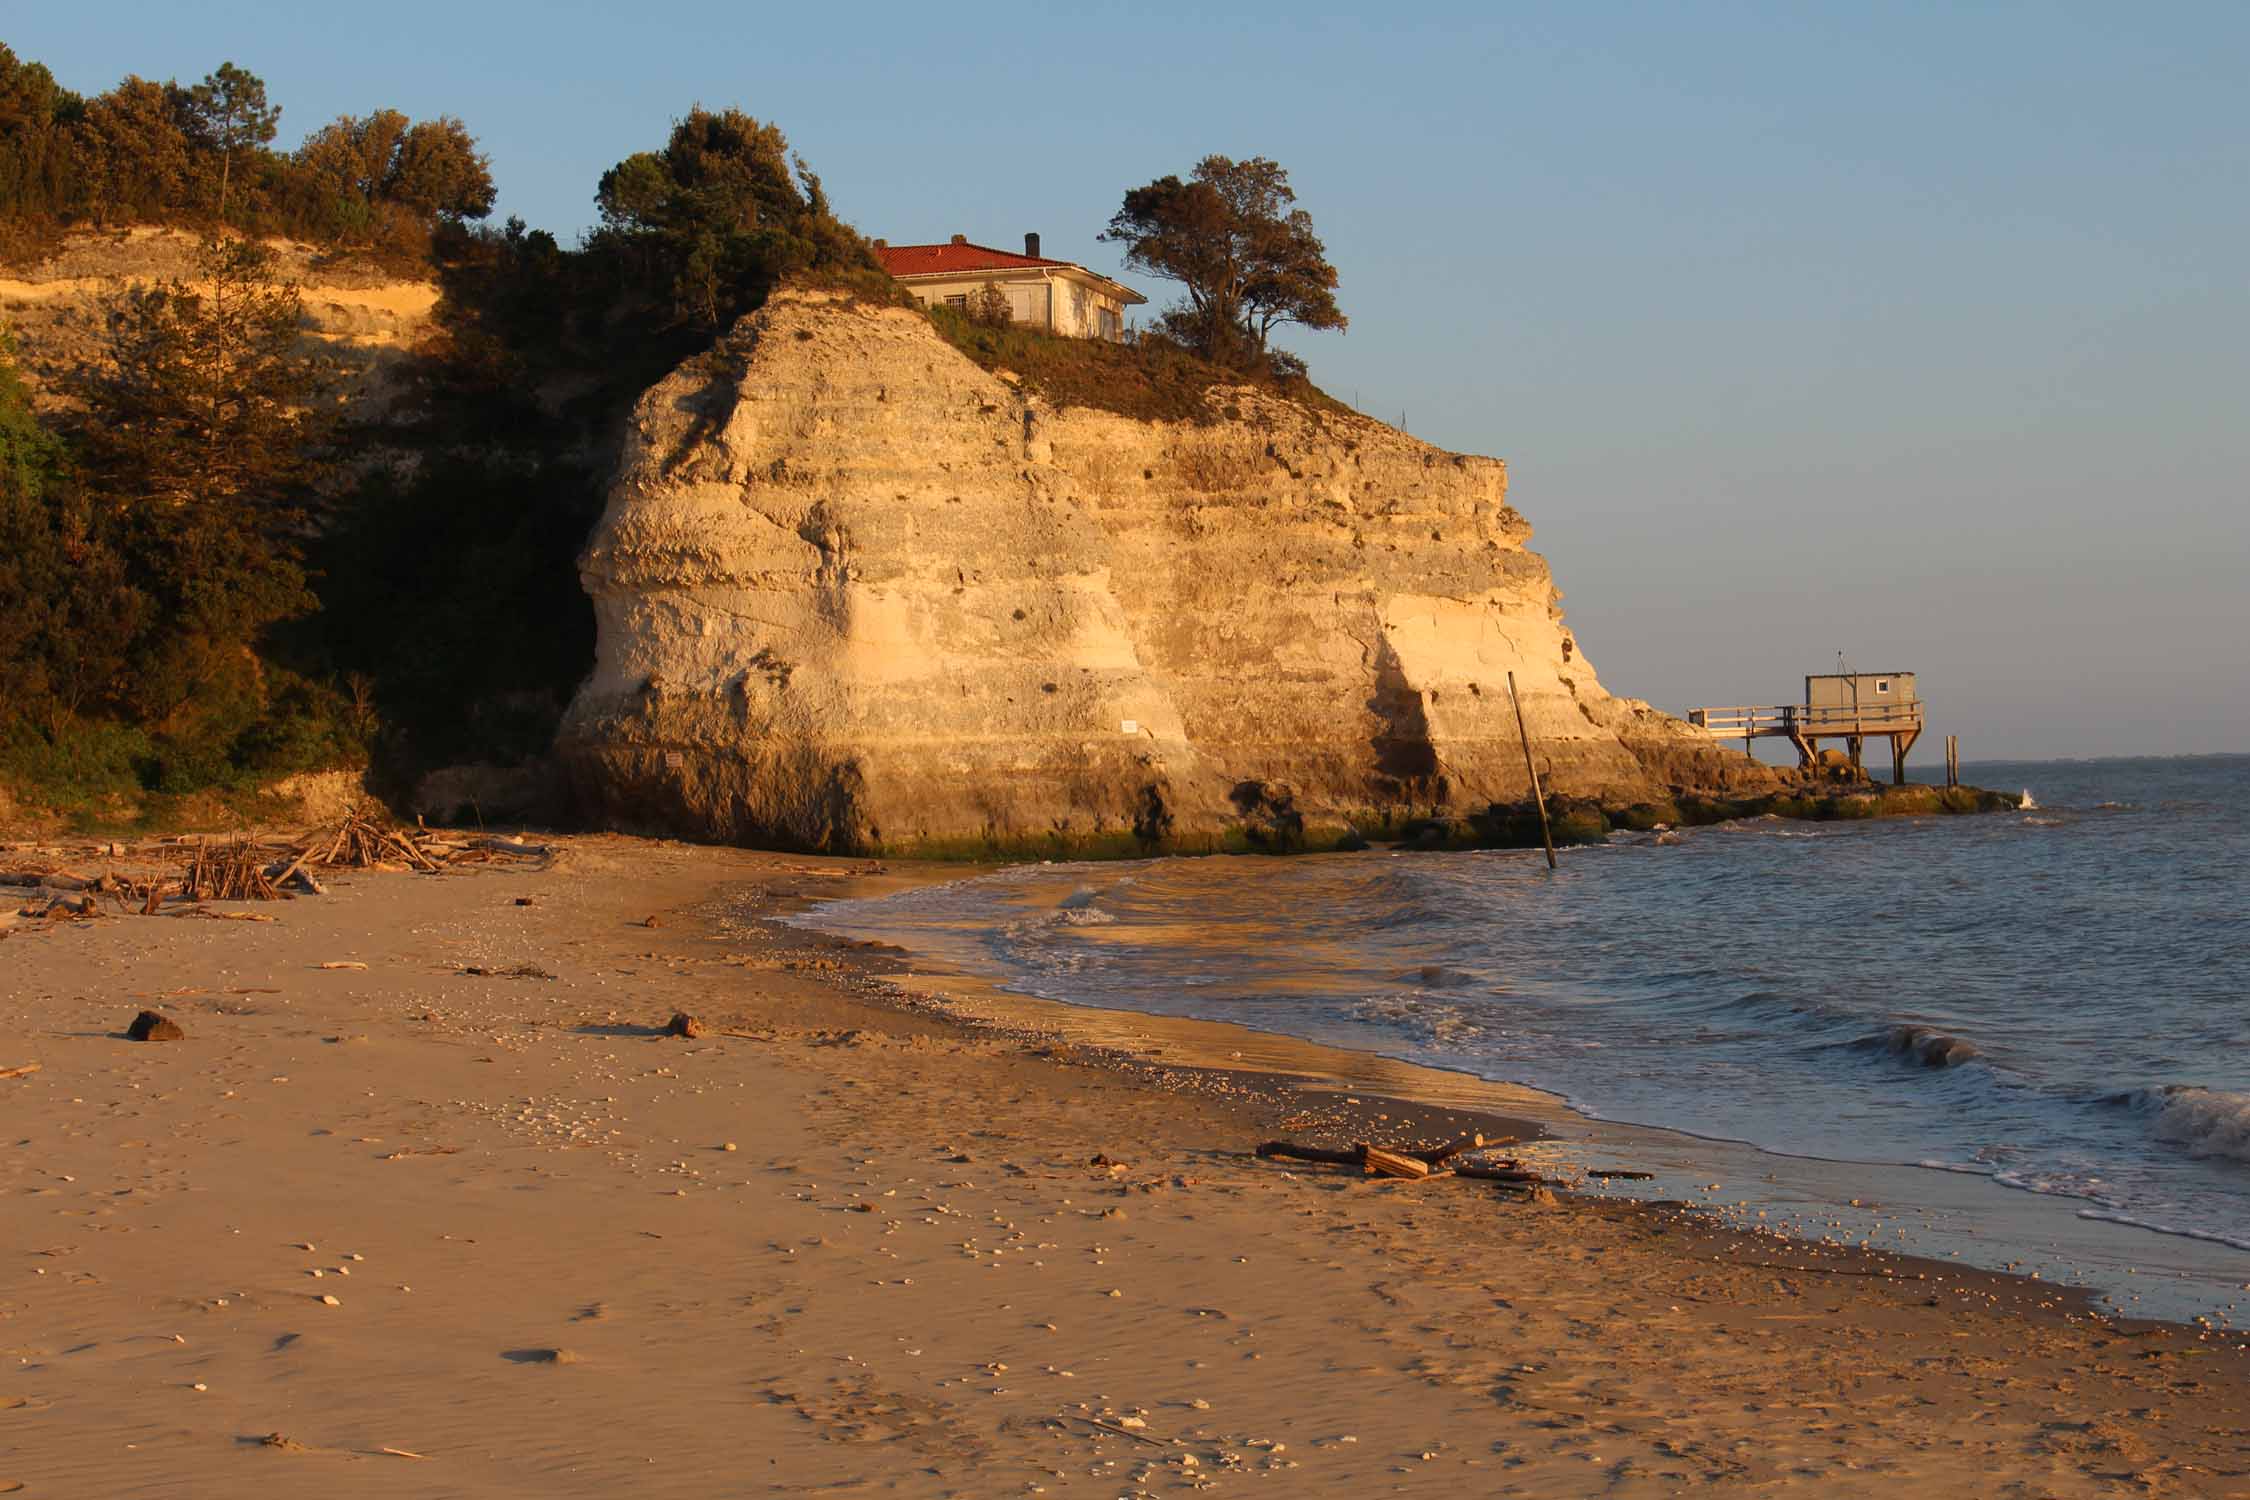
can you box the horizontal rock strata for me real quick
[560,290,1775,853]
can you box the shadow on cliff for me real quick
[1367,637,1445,805]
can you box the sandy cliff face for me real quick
[560,290,1772,852]
[0,227,436,415]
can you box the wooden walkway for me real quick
[1688,700,1924,784]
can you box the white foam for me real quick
[2119,1086,2250,1164]
[2020,788,2039,809]
[2076,1206,2250,1255]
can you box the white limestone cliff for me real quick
[559,289,1775,852]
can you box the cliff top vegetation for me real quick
[920,151,1350,424]
[0,44,493,269]
[923,301,1353,426]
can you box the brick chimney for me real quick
[949,232,967,245]
[1024,232,1041,258]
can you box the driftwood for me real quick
[183,837,282,902]
[1255,1141,1365,1167]
[1255,1133,1605,1195]
[1454,1163,1566,1187]
[0,1062,39,1080]
[1416,1133,1515,1166]
[1255,1132,1515,1170]
[0,818,549,932]
[1359,1144,1432,1180]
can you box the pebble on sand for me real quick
[665,1013,704,1038]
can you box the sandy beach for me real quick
[5,834,2248,1497]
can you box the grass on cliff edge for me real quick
[923,305,1356,426]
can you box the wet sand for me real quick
[4,834,2247,1496]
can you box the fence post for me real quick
[1507,671,1557,871]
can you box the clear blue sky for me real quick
[15,2,2247,759]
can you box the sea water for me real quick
[797,756,2250,1303]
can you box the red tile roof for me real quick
[875,241,1070,276]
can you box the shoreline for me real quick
[773,848,2250,1327]
[5,831,2248,1495]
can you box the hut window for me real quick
[1876,679,1890,693]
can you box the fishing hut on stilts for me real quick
[1688,672,1926,785]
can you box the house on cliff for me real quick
[874,233,1144,341]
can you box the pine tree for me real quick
[63,235,333,727]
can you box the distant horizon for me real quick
[9,3,2245,761]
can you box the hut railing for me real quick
[1688,701,1923,739]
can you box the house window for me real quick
[1098,306,1121,341]
[944,294,968,310]
[1875,680,1890,693]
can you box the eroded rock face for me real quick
[560,290,1773,852]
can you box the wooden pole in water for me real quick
[1506,671,1558,871]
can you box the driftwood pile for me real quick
[183,836,285,901]
[1255,1134,1654,1196]
[1,813,552,933]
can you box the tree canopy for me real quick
[1102,155,1345,373]
[590,107,880,330]
[180,61,280,215]
[0,44,493,264]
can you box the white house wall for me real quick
[899,273,1129,340]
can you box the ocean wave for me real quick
[1852,1024,1982,1069]
[2106,1085,2250,1164]
[1349,994,1490,1046]
[1001,905,1115,940]
[2019,788,2039,809]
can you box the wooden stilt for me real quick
[1890,725,1920,786]
[1506,671,1557,871]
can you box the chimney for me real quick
[1024,232,1041,258]
[949,232,967,245]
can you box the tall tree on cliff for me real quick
[1102,155,1346,373]
[0,339,141,743]
[180,61,279,218]
[591,107,878,331]
[62,236,334,730]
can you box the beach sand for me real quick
[4,834,2246,1496]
